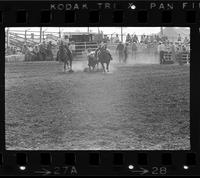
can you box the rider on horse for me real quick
[97,43,113,72]
[57,41,73,72]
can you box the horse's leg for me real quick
[66,60,69,70]
[70,59,72,70]
[95,61,98,71]
[94,60,98,71]
[119,54,122,63]
[93,64,95,71]
[106,62,109,72]
[64,61,66,72]
[101,62,105,73]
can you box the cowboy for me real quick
[39,42,47,61]
[131,41,137,59]
[116,41,124,63]
[69,41,76,57]
[169,42,176,62]
[95,44,101,60]
[124,43,129,63]
[47,41,54,61]
[102,44,112,60]
[64,43,73,60]
[157,41,166,64]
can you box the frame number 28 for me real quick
[152,167,167,175]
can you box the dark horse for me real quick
[97,45,112,72]
[56,42,73,72]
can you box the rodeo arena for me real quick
[5,27,190,150]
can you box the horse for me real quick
[97,46,112,72]
[56,43,73,72]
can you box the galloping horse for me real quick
[57,42,73,72]
[97,45,112,72]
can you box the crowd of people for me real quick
[6,32,190,65]
[6,46,20,55]
[21,41,54,61]
[6,40,77,61]
[111,33,190,64]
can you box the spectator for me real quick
[132,34,138,43]
[114,34,120,43]
[23,44,31,61]
[177,34,182,42]
[32,45,39,61]
[126,33,131,43]
[103,35,109,43]
[39,42,47,61]
[183,37,189,44]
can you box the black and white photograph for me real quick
[5,27,190,150]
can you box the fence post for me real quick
[25,30,27,43]
[121,27,123,42]
[40,27,42,43]
[187,53,189,64]
[6,28,9,48]
[43,31,45,41]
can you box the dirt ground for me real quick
[5,58,190,150]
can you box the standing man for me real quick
[131,41,137,60]
[64,42,73,70]
[132,34,139,43]
[170,42,176,62]
[47,41,54,61]
[39,41,47,61]
[33,45,39,61]
[124,43,129,63]
[126,33,131,43]
[114,34,120,43]
[116,41,124,63]
[157,41,166,64]
[177,34,182,42]
[183,36,189,44]
[23,44,31,61]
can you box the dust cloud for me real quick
[71,50,160,73]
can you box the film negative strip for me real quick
[0,0,200,176]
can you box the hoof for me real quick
[68,69,74,73]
